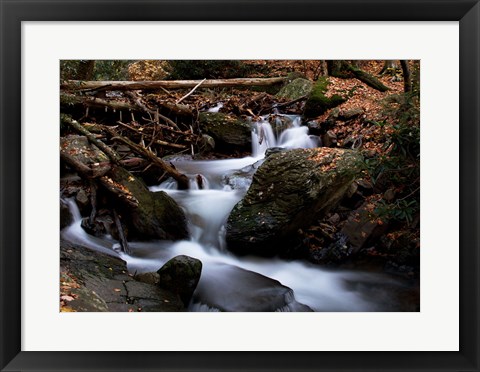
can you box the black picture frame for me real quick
[1,1,479,371]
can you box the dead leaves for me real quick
[60,271,80,311]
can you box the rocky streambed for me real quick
[61,112,418,312]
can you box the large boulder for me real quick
[192,263,311,312]
[276,78,313,101]
[105,165,189,241]
[60,240,184,312]
[157,255,202,306]
[198,112,252,152]
[60,135,189,241]
[225,147,364,255]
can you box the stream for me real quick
[62,114,415,312]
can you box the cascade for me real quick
[61,113,406,312]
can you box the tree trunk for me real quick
[400,60,412,93]
[343,62,390,92]
[61,77,287,92]
[379,60,399,75]
[326,61,389,92]
[326,61,348,78]
[75,60,95,80]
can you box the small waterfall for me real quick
[61,198,120,257]
[277,116,319,149]
[63,197,82,222]
[252,118,277,157]
[252,115,319,157]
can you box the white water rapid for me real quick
[62,114,409,312]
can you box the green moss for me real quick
[304,77,347,118]
[276,78,313,100]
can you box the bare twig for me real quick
[176,78,206,104]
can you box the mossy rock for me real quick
[106,165,189,241]
[61,135,188,241]
[225,147,364,256]
[198,112,252,152]
[60,240,185,312]
[303,77,346,118]
[276,78,313,101]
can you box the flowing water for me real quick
[62,114,414,312]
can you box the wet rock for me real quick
[103,165,189,241]
[276,78,313,101]
[269,116,293,135]
[193,263,312,312]
[303,77,346,118]
[306,120,322,136]
[60,199,73,229]
[226,147,364,255]
[134,272,160,285]
[75,189,90,215]
[264,147,287,158]
[80,214,115,238]
[223,160,263,191]
[157,255,202,306]
[198,112,252,152]
[60,240,184,312]
[198,134,216,154]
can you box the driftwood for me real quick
[61,77,288,92]
[105,128,190,190]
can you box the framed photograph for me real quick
[1,0,479,371]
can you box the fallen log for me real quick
[60,150,111,178]
[62,116,121,165]
[105,127,190,190]
[343,63,390,92]
[61,93,136,112]
[156,101,193,116]
[61,77,288,92]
